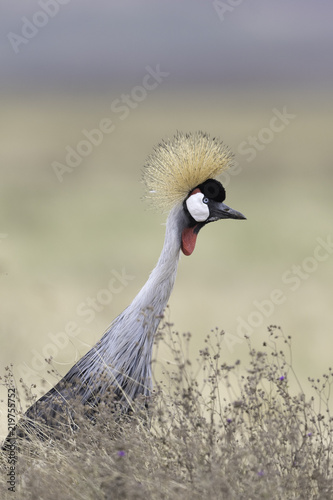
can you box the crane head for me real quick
[181,178,245,256]
[142,131,246,256]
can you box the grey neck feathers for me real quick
[130,203,184,315]
[79,203,187,403]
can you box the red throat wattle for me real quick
[181,226,198,256]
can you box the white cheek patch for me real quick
[186,192,209,222]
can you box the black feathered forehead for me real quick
[196,179,226,203]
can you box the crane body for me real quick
[3,131,245,443]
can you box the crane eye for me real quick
[203,197,209,204]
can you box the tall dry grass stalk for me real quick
[1,323,333,499]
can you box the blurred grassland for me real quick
[0,87,332,438]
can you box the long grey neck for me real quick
[73,204,187,404]
[130,204,184,316]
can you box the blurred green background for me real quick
[1,1,333,438]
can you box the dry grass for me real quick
[1,324,333,499]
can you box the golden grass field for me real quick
[1,87,332,439]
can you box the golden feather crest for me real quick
[142,131,233,211]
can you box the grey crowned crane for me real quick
[4,131,245,444]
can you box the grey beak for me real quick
[208,202,246,222]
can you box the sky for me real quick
[2,0,333,91]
